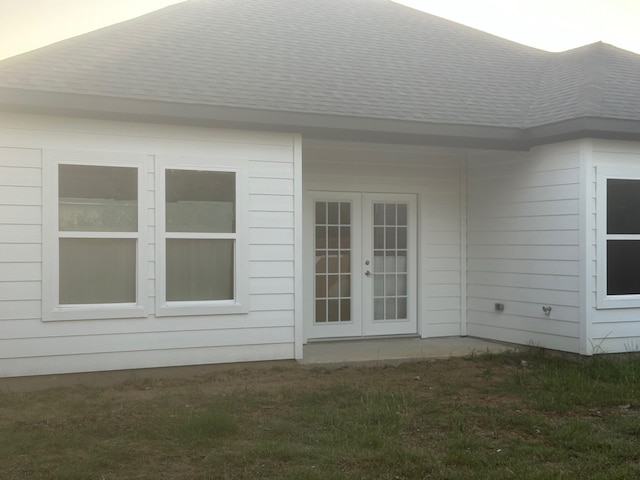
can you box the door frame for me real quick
[303,189,418,341]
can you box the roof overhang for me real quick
[1,88,640,150]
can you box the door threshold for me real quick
[306,334,420,344]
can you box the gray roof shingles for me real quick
[0,0,638,138]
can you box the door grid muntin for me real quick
[314,201,351,323]
[372,202,408,321]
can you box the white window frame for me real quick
[155,155,249,316]
[596,165,640,309]
[42,149,148,321]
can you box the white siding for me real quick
[0,113,298,377]
[303,142,464,338]
[589,140,640,353]
[466,142,582,353]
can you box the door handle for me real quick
[365,270,371,276]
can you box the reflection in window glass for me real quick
[166,170,235,233]
[59,165,137,232]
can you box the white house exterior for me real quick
[1,0,640,377]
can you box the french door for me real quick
[306,192,417,339]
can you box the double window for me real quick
[597,166,640,308]
[44,150,247,320]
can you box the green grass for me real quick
[2,350,640,479]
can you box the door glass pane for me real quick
[340,252,351,273]
[340,299,351,321]
[397,274,407,296]
[328,227,339,248]
[315,202,326,224]
[397,298,407,319]
[397,204,407,225]
[328,299,340,322]
[328,202,339,224]
[340,227,351,248]
[316,275,326,298]
[374,227,384,249]
[397,227,407,249]
[385,274,396,296]
[397,251,407,273]
[385,204,396,225]
[374,275,384,296]
[59,165,137,232]
[372,202,409,323]
[385,298,396,320]
[166,239,234,301]
[385,227,396,248]
[374,204,385,225]
[316,300,326,323]
[60,238,136,304]
[328,275,340,297]
[340,203,350,224]
[314,201,351,323]
[166,170,235,233]
[374,298,385,320]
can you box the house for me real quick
[1,0,640,378]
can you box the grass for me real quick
[2,350,640,479]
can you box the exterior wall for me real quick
[589,139,640,353]
[0,113,299,377]
[466,141,583,353]
[302,142,464,338]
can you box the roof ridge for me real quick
[577,42,610,118]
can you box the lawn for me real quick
[2,350,640,479]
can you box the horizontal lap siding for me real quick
[0,148,42,333]
[303,145,463,337]
[0,113,297,377]
[466,142,581,353]
[590,140,640,353]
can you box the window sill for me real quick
[43,304,148,321]
[155,301,248,317]
[596,295,640,310]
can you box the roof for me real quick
[1,0,639,149]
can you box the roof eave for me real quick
[1,88,639,150]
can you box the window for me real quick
[156,156,248,316]
[43,151,147,320]
[597,166,640,308]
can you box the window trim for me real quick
[42,149,148,321]
[596,165,640,309]
[155,155,249,316]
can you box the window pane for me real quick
[607,240,640,295]
[60,238,136,304]
[608,179,640,234]
[166,239,234,301]
[166,170,235,233]
[59,165,137,232]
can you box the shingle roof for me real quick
[0,0,639,147]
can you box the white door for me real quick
[305,192,417,339]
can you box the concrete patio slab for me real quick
[300,336,517,367]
